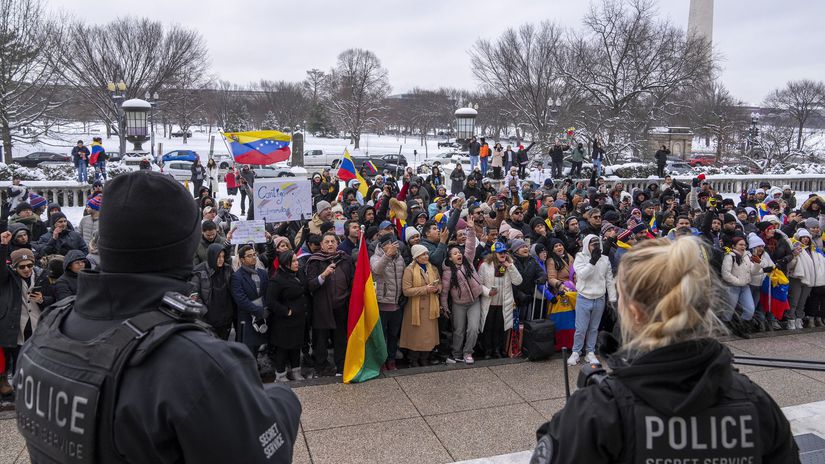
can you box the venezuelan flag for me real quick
[649,215,659,235]
[759,269,790,320]
[343,232,387,384]
[89,141,105,165]
[337,149,369,197]
[549,291,577,352]
[755,203,770,219]
[222,130,291,165]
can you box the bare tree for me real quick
[164,70,213,144]
[688,81,746,159]
[560,0,712,160]
[254,80,309,131]
[0,0,65,163]
[59,17,209,153]
[321,49,390,148]
[303,69,326,103]
[764,79,825,150]
[470,22,572,145]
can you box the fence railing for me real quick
[3,174,825,208]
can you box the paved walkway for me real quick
[3,329,825,464]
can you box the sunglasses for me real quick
[16,263,34,269]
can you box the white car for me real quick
[160,160,195,181]
[301,149,341,168]
[425,151,470,166]
[252,163,309,178]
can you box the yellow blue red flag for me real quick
[337,149,369,197]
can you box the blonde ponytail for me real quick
[617,237,726,353]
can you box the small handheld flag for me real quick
[337,149,369,197]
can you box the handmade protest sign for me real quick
[254,179,312,223]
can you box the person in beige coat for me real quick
[400,244,442,367]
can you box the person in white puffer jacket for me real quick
[721,236,755,330]
[568,234,617,366]
[747,233,778,331]
[789,228,825,328]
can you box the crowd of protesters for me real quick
[3,146,825,394]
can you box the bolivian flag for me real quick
[343,232,387,383]
[222,130,291,165]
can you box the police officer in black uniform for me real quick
[531,237,799,464]
[15,171,301,463]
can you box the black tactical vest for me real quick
[605,374,764,464]
[14,298,210,464]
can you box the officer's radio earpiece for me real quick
[160,292,207,320]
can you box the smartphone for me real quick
[29,286,41,294]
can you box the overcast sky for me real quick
[58,0,824,105]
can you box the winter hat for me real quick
[29,193,47,210]
[782,185,792,191]
[10,249,35,267]
[617,229,633,242]
[762,215,781,225]
[529,217,545,230]
[747,233,765,249]
[640,200,655,210]
[87,194,102,211]
[629,223,647,235]
[804,218,820,230]
[49,212,67,227]
[509,205,522,216]
[795,229,812,240]
[48,256,65,279]
[532,243,547,256]
[603,210,621,224]
[509,239,527,253]
[554,199,567,209]
[14,202,33,214]
[722,198,735,207]
[601,222,616,235]
[744,207,757,217]
[405,227,421,244]
[410,244,428,260]
[723,213,737,224]
[98,171,200,275]
[378,233,397,246]
[756,221,775,232]
[755,188,765,195]
[316,200,332,213]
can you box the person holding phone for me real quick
[0,232,54,396]
[478,242,523,358]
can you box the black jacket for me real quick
[512,254,546,306]
[266,268,309,349]
[189,243,236,329]
[58,270,302,463]
[0,244,53,347]
[52,249,88,301]
[33,227,88,256]
[534,339,798,464]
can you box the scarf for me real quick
[409,262,440,326]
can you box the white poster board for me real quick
[253,178,313,223]
[231,220,267,244]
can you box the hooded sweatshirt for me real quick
[53,249,88,300]
[572,234,617,301]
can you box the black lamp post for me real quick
[107,80,127,155]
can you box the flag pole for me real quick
[219,132,235,166]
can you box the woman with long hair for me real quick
[478,242,522,358]
[265,250,308,382]
[206,158,219,198]
[440,218,481,364]
[531,237,798,463]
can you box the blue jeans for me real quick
[76,162,87,182]
[572,295,605,354]
[724,285,755,321]
[592,159,602,177]
[480,157,488,176]
[469,155,479,172]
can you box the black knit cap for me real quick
[98,171,200,275]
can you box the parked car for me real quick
[161,150,199,163]
[14,151,71,168]
[107,151,123,162]
[302,149,341,168]
[171,130,192,138]
[252,164,309,178]
[688,154,718,167]
[425,152,470,165]
[351,154,409,177]
[160,160,195,181]
[665,161,693,175]
[121,155,161,172]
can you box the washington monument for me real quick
[688,0,714,43]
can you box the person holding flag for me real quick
[337,149,369,200]
[89,137,107,182]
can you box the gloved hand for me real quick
[590,246,602,265]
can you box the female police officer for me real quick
[531,237,799,463]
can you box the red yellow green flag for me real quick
[343,233,387,383]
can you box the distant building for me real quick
[648,127,693,160]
